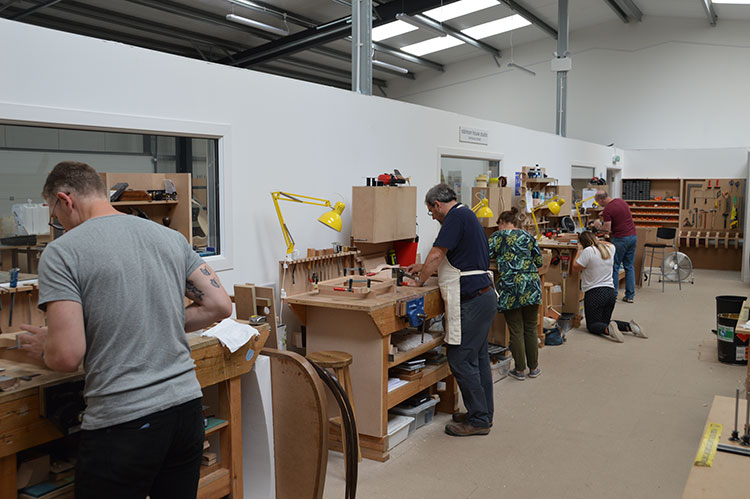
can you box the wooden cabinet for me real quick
[100,172,192,245]
[471,186,511,228]
[351,186,416,243]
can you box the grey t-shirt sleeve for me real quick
[184,240,204,278]
[38,244,82,310]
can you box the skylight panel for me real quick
[372,21,417,42]
[464,14,531,39]
[401,36,463,57]
[424,0,500,22]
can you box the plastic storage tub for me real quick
[389,396,440,435]
[387,415,414,451]
[491,356,511,383]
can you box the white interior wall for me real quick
[389,17,750,152]
[1,19,616,290]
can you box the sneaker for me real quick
[508,369,526,380]
[629,320,647,338]
[452,412,493,427]
[444,422,490,437]
[606,321,625,343]
[528,367,542,378]
[622,296,634,303]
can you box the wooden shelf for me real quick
[625,200,680,204]
[204,417,228,436]
[386,362,450,409]
[111,200,179,206]
[634,220,679,224]
[388,335,444,368]
[526,178,557,184]
[629,206,679,211]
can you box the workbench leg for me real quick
[1,454,17,498]
[435,375,459,414]
[219,377,243,499]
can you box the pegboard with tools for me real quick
[681,178,744,232]
[278,250,363,297]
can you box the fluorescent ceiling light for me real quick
[401,14,530,56]
[464,14,531,39]
[372,21,417,41]
[402,37,463,57]
[712,1,750,4]
[226,13,289,36]
[372,60,409,74]
[373,0,499,42]
[424,0,500,22]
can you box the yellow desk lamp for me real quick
[471,197,495,219]
[574,195,599,229]
[530,195,565,239]
[271,191,345,257]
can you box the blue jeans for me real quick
[611,235,637,300]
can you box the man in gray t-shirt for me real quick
[20,161,232,499]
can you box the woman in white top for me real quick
[571,231,646,342]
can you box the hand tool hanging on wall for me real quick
[8,268,19,327]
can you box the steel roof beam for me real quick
[602,0,629,23]
[410,14,500,57]
[0,1,25,14]
[500,0,557,39]
[255,64,351,90]
[9,0,65,20]
[218,0,461,67]
[312,46,414,79]
[700,0,717,27]
[42,1,245,50]
[618,0,642,22]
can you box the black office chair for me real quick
[641,227,680,292]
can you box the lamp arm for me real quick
[271,193,296,255]
[574,194,598,228]
[274,191,333,208]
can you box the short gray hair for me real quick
[594,190,609,203]
[425,183,457,205]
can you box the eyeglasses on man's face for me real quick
[48,198,65,231]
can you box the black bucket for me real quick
[715,295,747,330]
[717,313,749,365]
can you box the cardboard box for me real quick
[549,285,563,308]
[17,452,49,490]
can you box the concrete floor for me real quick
[323,269,749,499]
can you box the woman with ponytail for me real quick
[488,207,543,380]
[571,231,646,342]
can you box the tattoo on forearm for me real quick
[200,266,211,276]
[186,280,205,301]
[210,278,220,288]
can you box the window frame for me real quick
[0,102,234,272]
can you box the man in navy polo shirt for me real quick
[407,184,496,436]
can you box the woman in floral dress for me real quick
[488,207,543,380]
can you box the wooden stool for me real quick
[306,350,362,462]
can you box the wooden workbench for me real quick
[0,323,268,499]
[285,278,455,461]
[683,395,750,498]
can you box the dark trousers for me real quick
[504,304,539,371]
[584,286,630,336]
[75,398,205,499]
[447,290,496,428]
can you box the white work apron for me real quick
[438,257,496,345]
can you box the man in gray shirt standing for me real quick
[20,161,232,498]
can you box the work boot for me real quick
[444,422,490,437]
[452,412,493,427]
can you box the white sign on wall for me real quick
[459,126,489,145]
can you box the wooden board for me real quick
[682,395,750,499]
[316,275,395,298]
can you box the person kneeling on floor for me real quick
[571,231,647,343]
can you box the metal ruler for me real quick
[694,422,722,467]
